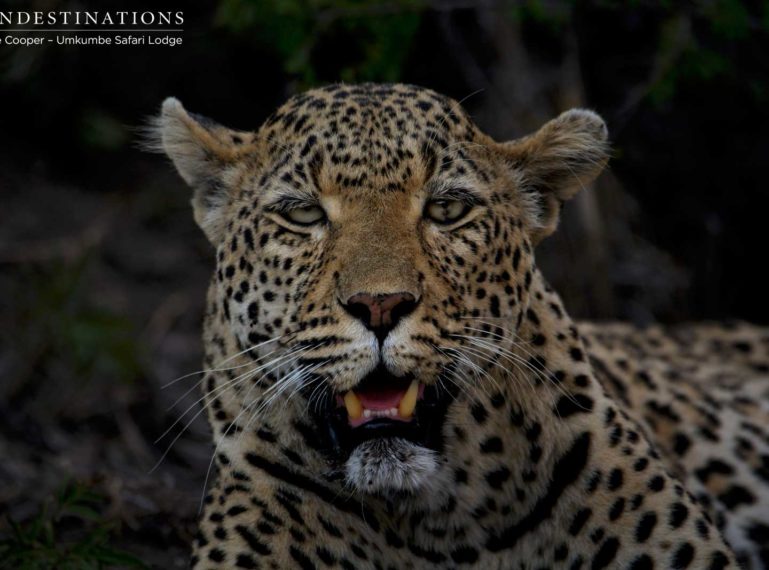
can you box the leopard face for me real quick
[153,83,608,497]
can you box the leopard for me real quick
[150,83,769,569]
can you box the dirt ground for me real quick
[0,155,218,568]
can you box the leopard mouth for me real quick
[318,365,454,459]
[337,370,423,426]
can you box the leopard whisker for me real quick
[161,332,290,389]
[428,87,484,150]
[433,346,487,401]
[453,342,528,392]
[456,342,541,404]
[198,359,322,511]
[166,345,283,414]
[151,348,311,477]
[253,363,316,418]
[456,334,581,410]
[305,373,333,416]
[154,346,310,447]
[443,345,503,396]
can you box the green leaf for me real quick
[213,0,425,84]
[79,108,129,151]
[88,546,147,567]
[0,483,148,570]
[707,0,750,40]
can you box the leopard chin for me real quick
[344,438,449,500]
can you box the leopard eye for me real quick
[283,205,326,226]
[425,199,471,225]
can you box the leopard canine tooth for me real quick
[398,380,419,419]
[344,391,363,420]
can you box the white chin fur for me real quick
[345,438,445,498]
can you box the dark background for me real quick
[1,0,768,567]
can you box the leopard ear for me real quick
[500,109,609,243]
[148,97,257,244]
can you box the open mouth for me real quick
[317,365,454,458]
[337,370,425,426]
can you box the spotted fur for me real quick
[152,83,768,569]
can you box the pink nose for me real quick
[343,292,418,340]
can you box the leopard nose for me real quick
[343,292,418,342]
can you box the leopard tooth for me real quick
[344,391,363,420]
[398,380,419,419]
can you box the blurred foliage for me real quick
[706,0,752,39]
[8,256,143,394]
[214,0,424,85]
[79,109,130,151]
[593,0,769,106]
[0,482,146,569]
[511,0,571,31]
[209,0,769,109]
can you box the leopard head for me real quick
[153,84,608,499]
